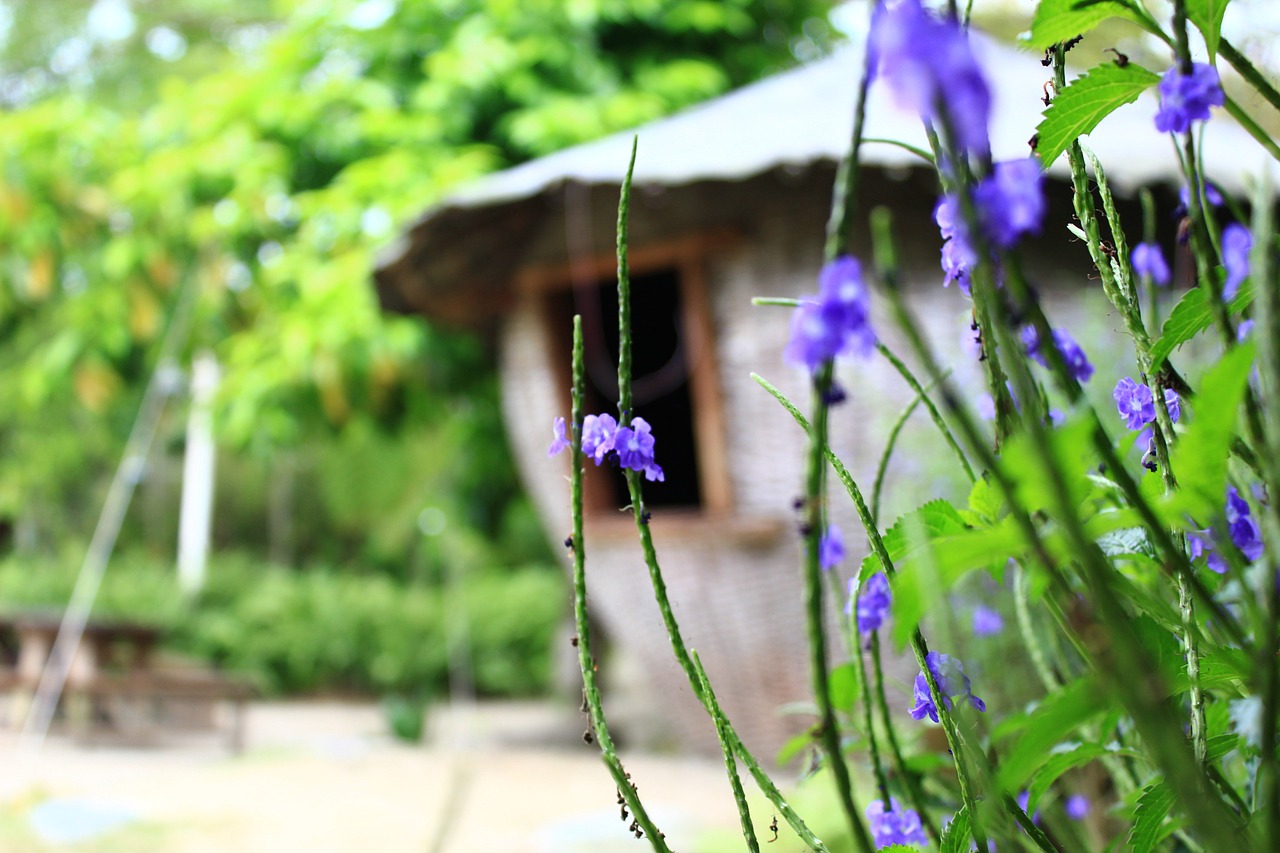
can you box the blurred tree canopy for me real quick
[0,0,834,565]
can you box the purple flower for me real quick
[1021,325,1094,383]
[1065,794,1091,821]
[866,798,927,849]
[869,0,991,154]
[972,604,1003,636]
[974,159,1046,248]
[1222,223,1252,301]
[941,230,976,294]
[1188,528,1228,574]
[548,417,570,457]
[1114,377,1155,430]
[976,392,996,421]
[582,413,618,463]
[1155,62,1224,134]
[1239,319,1255,341]
[909,651,986,722]
[785,256,877,372]
[613,417,664,482]
[1226,486,1263,562]
[1131,242,1171,286]
[1179,182,1224,210]
[820,524,845,571]
[854,573,892,635]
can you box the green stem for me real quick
[1219,38,1280,116]
[802,365,875,853]
[872,379,938,527]
[1249,168,1280,852]
[1014,563,1059,693]
[569,316,671,852]
[1222,95,1280,163]
[870,633,936,837]
[694,651,759,853]
[615,134,830,853]
[852,626,890,805]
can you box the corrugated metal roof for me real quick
[375,34,1267,319]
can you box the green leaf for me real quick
[775,729,816,766]
[1128,781,1177,853]
[1150,278,1255,368]
[1026,743,1145,813]
[1027,0,1143,50]
[858,499,969,584]
[1036,62,1160,165]
[939,806,971,853]
[967,476,1004,525]
[1167,341,1256,520]
[830,661,861,715]
[1187,0,1232,58]
[996,679,1108,793]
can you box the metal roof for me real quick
[375,34,1266,320]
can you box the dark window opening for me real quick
[552,268,702,510]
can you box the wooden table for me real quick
[0,612,250,750]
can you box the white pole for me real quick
[178,351,219,595]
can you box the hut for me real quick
[371,35,1259,757]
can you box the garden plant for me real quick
[550,0,1280,850]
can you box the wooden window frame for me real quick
[522,230,736,515]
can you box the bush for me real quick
[0,550,564,697]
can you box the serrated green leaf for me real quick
[1036,62,1159,165]
[997,679,1108,793]
[1027,0,1143,50]
[1129,781,1176,853]
[858,499,969,584]
[967,476,1003,524]
[939,806,971,853]
[1168,342,1256,520]
[1150,278,1255,368]
[887,517,1025,646]
[1187,0,1232,58]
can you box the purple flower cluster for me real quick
[820,524,845,571]
[909,651,986,723]
[974,159,1046,248]
[866,798,927,849]
[934,160,1045,292]
[1130,242,1171,286]
[852,572,892,635]
[549,412,665,482]
[1189,486,1264,573]
[869,0,990,154]
[1021,325,1094,383]
[1113,378,1180,433]
[785,256,876,373]
[1065,795,1091,821]
[1222,223,1252,301]
[1155,62,1224,134]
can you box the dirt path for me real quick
[0,700,753,852]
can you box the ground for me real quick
[0,700,771,852]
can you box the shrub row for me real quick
[0,550,564,697]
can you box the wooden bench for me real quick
[74,669,255,752]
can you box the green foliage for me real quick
[995,679,1108,794]
[0,0,829,553]
[382,694,429,743]
[0,551,565,696]
[1035,62,1159,166]
[1026,0,1143,50]
[1128,782,1177,853]
[1186,0,1233,59]
[938,806,970,853]
[1150,278,1255,368]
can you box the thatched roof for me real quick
[374,35,1264,324]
